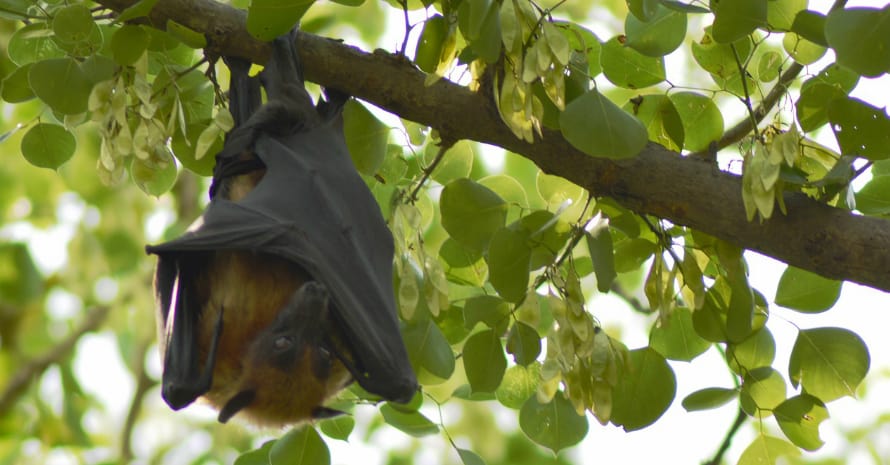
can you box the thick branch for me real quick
[95,0,890,293]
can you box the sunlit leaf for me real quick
[440,179,507,252]
[560,88,648,158]
[775,266,842,313]
[681,387,738,412]
[519,392,588,453]
[774,394,828,451]
[649,307,711,362]
[600,37,666,89]
[789,327,870,402]
[270,426,330,465]
[611,347,676,431]
[740,367,786,417]
[463,329,507,393]
[737,435,801,465]
[825,6,890,77]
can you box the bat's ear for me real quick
[218,389,256,423]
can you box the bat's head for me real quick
[217,282,352,425]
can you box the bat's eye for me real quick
[274,336,293,351]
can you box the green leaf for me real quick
[165,20,207,49]
[463,329,507,393]
[559,88,648,159]
[774,266,842,313]
[586,227,617,292]
[269,426,330,465]
[600,37,666,89]
[623,94,685,151]
[117,0,161,22]
[726,328,776,374]
[669,91,724,152]
[496,364,541,409]
[711,0,767,43]
[344,100,389,175]
[737,435,801,465]
[789,327,870,402]
[796,62,860,132]
[234,441,274,465]
[463,295,511,331]
[0,243,43,306]
[458,0,501,63]
[766,0,807,31]
[506,321,541,366]
[611,347,676,431]
[247,0,313,41]
[29,57,93,114]
[613,237,656,273]
[457,448,486,465]
[791,10,828,46]
[774,394,828,451]
[1,64,34,103]
[111,25,150,66]
[649,307,711,362]
[828,96,890,161]
[624,4,687,57]
[740,367,786,417]
[519,392,588,453]
[319,413,355,441]
[518,210,570,270]
[8,23,65,66]
[428,140,474,186]
[681,387,738,412]
[380,404,440,437]
[627,0,660,21]
[171,122,221,176]
[825,6,890,77]
[487,227,531,303]
[51,4,102,57]
[479,175,528,209]
[855,175,890,215]
[691,27,752,80]
[402,319,456,382]
[726,272,754,343]
[783,32,826,65]
[440,178,507,252]
[20,123,75,170]
[415,14,447,73]
[131,157,178,197]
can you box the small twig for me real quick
[0,306,110,415]
[120,337,158,463]
[610,281,648,313]
[408,139,455,202]
[703,408,747,465]
[729,43,759,141]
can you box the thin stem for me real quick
[408,139,455,202]
[704,408,747,465]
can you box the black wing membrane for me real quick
[147,30,417,409]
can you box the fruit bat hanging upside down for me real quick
[145,30,417,426]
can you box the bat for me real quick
[145,30,418,426]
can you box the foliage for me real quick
[1,0,889,464]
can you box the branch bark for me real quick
[95,0,890,293]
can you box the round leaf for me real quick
[669,91,724,152]
[788,327,870,402]
[624,5,687,57]
[487,227,531,303]
[29,57,93,114]
[131,157,178,197]
[585,228,617,292]
[269,426,330,465]
[20,123,75,169]
[855,175,890,215]
[737,435,801,465]
[600,37,666,89]
[649,307,711,362]
[506,321,541,366]
[111,25,149,65]
[726,328,776,374]
[343,99,388,175]
[519,392,588,453]
[740,367,786,417]
[496,364,541,409]
[1,64,34,103]
[559,88,648,159]
[8,23,65,66]
[828,96,890,161]
[246,0,313,41]
[415,15,447,73]
[711,0,766,43]
[427,140,474,186]
[774,394,829,451]
[624,94,685,151]
[825,7,890,77]
[463,329,507,393]
[440,178,507,252]
[402,319,455,382]
[611,347,676,431]
[775,266,842,313]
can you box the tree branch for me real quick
[94,0,890,293]
[0,306,110,416]
[704,408,747,465]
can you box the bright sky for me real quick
[10,0,890,463]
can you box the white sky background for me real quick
[9,0,890,464]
